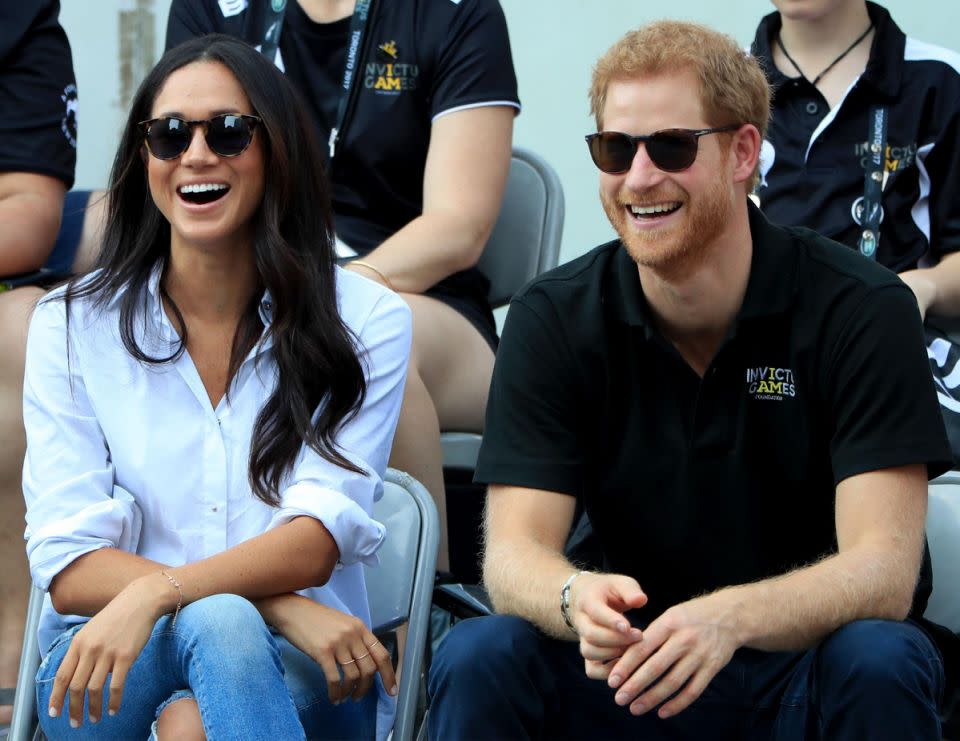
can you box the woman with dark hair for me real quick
[23,34,409,740]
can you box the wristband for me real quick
[560,570,585,635]
[349,260,396,291]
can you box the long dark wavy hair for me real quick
[59,34,367,505]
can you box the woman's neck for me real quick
[163,241,258,324]
[296,0,357,24]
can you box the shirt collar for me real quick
[142,262,275,355]
[752,2,905,101]
[606,201,799,333]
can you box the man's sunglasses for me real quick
[585,125,741,174]
[138,113,262,160]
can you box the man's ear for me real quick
[730,124,762,186]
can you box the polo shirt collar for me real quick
[752,2,906,101]
[606,201,799,333]
[737,201,800,322]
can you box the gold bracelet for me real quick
[160,570,183,628]
[349,260,396,292]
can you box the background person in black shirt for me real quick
[752,0,960,320]
[428,20,950,740]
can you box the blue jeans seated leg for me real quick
[429,615,943,741]
[36,593,377,740]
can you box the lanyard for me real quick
[259,0,376,161]
[330,0,375,159]
[260,0,287,65]
[858,106,888,259]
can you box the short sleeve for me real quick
[267,290,412,566]
[0,0,76,185]
[428,0,520,120]
[826,283,953,482]
[22,295,141,590]
[474,296,584,496]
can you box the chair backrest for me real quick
[478,147,565,309]
[364,468,440,741]
[926,471,960,633]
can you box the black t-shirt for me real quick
[165,0,520,256]
[0,0,76,187]
[752,2,960,270]
[476,203,952,621]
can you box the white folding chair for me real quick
[366,469,440,741]
[9,468,439,741]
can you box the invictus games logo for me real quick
[366,41,418,93]
[853,140,917,173]
[746,366,796,401]
[61,84,78,148]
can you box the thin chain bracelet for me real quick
[159,570,183,628]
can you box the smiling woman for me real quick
[22,35,410,741]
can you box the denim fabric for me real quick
[429,615,944,740]
[36,594,377,740]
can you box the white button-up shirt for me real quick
[22,266,411,664]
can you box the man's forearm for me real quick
[722,544,919,652]
[484,538,583,640]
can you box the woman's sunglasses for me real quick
[585,125,741,174]
[138,113,262,160]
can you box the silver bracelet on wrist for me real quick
[560,570,585,635]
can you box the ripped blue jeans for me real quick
[36,593,377,740]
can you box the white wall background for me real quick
[60,0,960,266]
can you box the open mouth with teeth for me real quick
[178,183,230,205]
[629,202,682,219]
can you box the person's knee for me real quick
[155,697,205,741]
[818,619,943,699]
[175,594,267,642]
[429,615,541,697]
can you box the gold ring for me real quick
[340,658,357,666]
[355,651,371,661]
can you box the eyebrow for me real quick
[153,108,250,119]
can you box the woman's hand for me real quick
[259,593,397,704]
[48,572,174,727]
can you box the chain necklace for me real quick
[776,23,874,87]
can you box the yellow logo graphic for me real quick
[365,59,419,94]
[378,40,398,59]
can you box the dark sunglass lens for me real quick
[148,118,191,160]
[647,130,698,172]
[207,115,253,157]
[595,132,637,173]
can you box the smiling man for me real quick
[427,21,952,741]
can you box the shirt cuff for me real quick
[268,481,386,567]
[26,486,142,590]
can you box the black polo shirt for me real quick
[0,0,76,186]
[476,204,952,621]
[751,2,960,271]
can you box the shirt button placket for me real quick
[204,412,229,554]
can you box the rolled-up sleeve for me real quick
[22,295,139,590]
[268,290,412,566]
